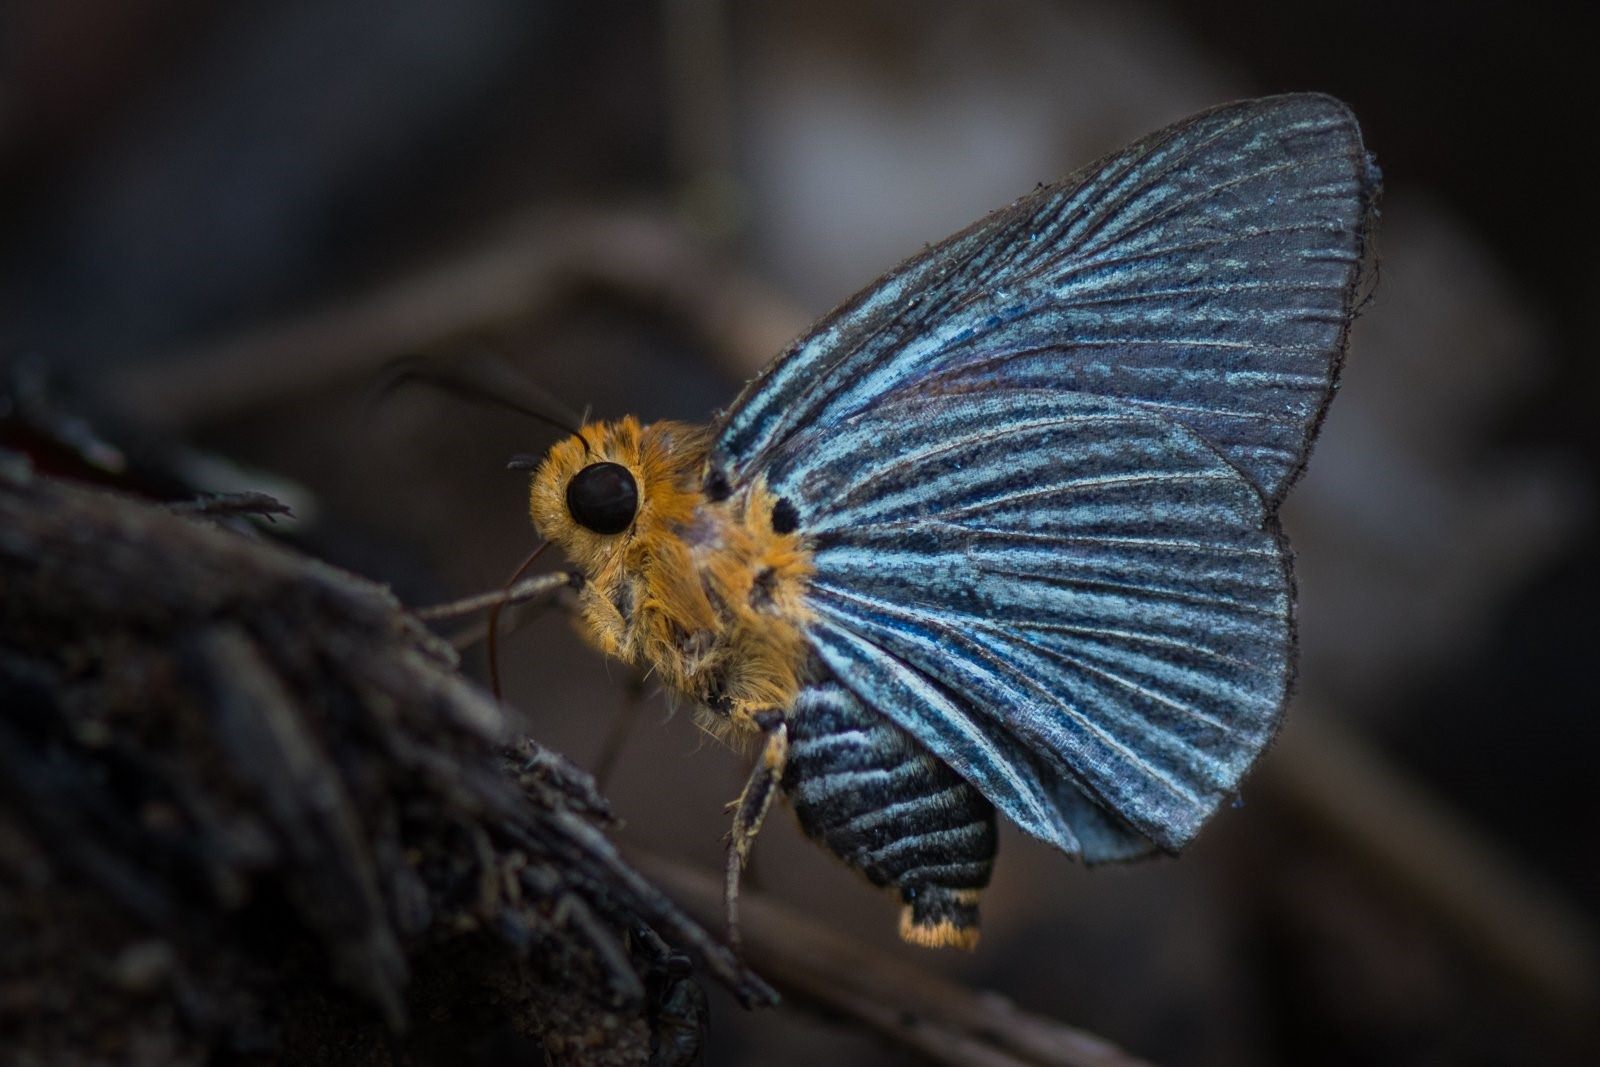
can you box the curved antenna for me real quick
[373,353,589,449]
[487,541,551,700]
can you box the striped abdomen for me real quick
[782,679,996,947]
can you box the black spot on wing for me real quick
[771,497,799,534]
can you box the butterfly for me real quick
[524,93,1379,949]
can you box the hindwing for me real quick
[714,94,1376,857]
[768,389,1289,855]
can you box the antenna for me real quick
[373,353,589,449]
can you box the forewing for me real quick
[713,93,1377,506]
[767,389,1292,856]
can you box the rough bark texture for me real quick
[0,453,773,1066]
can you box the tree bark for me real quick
[0,454,772,1066]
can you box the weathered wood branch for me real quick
[637,855,1155,1067]
[0,456,772,1065]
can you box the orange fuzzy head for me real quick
[527,417,710,582]
[529,417,722,670]
[525,415,814,728]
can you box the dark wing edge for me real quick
[712,92,1381,509]
[770,390,1296,859]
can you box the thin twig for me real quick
[634,853,1156,1067]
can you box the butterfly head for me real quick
[526,416,711,579]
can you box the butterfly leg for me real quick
[590,668,650,792]
[724,709,787,949]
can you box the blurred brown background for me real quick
[3,2,1597,1064]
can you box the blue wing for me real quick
[713,94,1378,507]
[767,389,1289,857]
[714,94,1376,859]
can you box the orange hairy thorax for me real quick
[527,417,815,737]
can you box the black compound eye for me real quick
[566,462,638,535]
[703,467,731,502]
[771,497,799,534]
